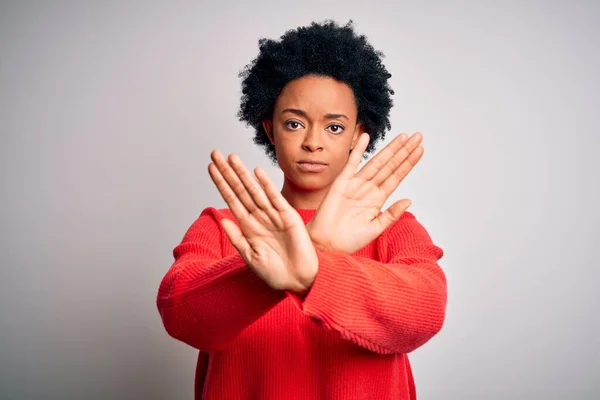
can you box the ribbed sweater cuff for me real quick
[285,249,349,323]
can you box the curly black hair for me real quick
[237,19,394,163]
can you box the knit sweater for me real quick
[157,207,446,400]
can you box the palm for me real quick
[315,178,386,250]
[208,150,318,293]
[234,208,316,291]
[308,132,424,254]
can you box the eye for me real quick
[284,120,304,130]
[327,124,345,134]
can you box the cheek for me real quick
[273,141,290,163]
[331,143,352,165]
[273,134,301,159]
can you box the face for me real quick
[262,75,363,192]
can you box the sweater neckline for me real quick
[218,207,317,223]
[294,208,317,223]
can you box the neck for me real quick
[280,178,329,210]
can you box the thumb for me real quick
[340,132,370,179]
[375,199,412,234]
[220,218,250,256]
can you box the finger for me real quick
[371,132,423,187]
[211,150,259,214]
[220,218,251,260]
[254,167,292,212]
[356,133,410,181]
[339,132,370,179]
[228,153,274,214]
[379,145,424,197]
[373,198,412,234]
[227,153,282,225]
[208,161,250,221]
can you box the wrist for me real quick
[299,256,319,293]
[290,270,317,294]
[306,223,333,253]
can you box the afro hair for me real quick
[237,19,394,162]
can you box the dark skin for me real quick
[262,75,365,210]
[208,75,424,294]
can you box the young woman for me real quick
[157,20,447,400]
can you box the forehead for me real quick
[274,75,357,116]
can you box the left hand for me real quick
[307,132,425,254]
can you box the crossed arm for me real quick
[157,132,447,353]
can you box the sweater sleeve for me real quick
[286,211,447,355]
[156,207,286,352]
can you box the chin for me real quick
[287,173,330,192]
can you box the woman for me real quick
[157,20,447,400]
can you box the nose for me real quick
[301,127,324,152]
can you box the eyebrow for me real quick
[281,108,349,121]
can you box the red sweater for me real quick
[157,207,446,399]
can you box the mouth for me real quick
[297,160,328,173]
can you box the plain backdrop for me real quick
[1,1,598,399]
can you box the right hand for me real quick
[208,150,319,294]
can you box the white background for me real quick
[1,1,598,399]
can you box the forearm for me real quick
[157,250,286,352]
[287,248,447,354]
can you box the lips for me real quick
[298,159,327,165]
[297,160,328,172]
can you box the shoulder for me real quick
[381,211,427,239]
[173,207,232,259]
[198,206,234,222]
[179,207,232,243]
[379,210,444,260]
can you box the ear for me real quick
[262,120,275,144]
[350,122,365,150]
